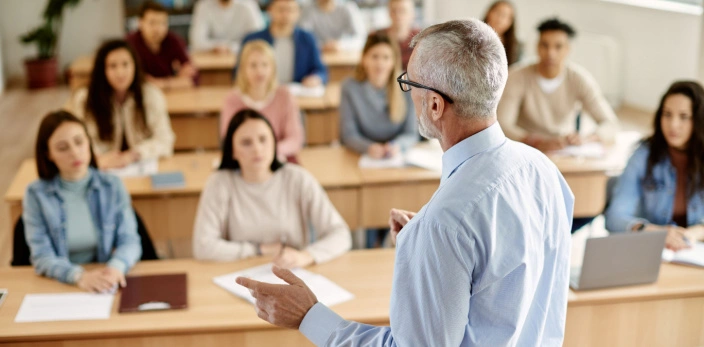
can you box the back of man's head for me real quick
[410,19,508,120]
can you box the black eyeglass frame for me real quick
[396,72,455,104]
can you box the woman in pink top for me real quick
[220,40,304,159]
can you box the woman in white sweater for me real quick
[193,109,351,268]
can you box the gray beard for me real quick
[418,102,441,140]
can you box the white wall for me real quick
[0,0,125,82]
[430,0,702,111]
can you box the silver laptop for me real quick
[570,231,667,291]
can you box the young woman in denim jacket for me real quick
[605,81,704,251]
[22,111,142,292]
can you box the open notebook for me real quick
[662,242,704,267]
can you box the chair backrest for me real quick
[10,209,159,266]
[11,218,31,266]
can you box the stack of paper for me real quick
[358,153,405,169]
[550,142,605,158]
[213,264,354,307]
[405,143,443,172]
[106,158,158,178]
[15,293,114,323]
[287,83,326,98]
[662,242,704,267]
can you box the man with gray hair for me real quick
[237,19,574,346]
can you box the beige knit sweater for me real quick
[192,164,352,264]
[497,62,619,142]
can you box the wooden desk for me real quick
[164,84,342,150]
[0,250,394,347]
[321,50,360,83]
[4,150,360,258]
[564,263,704,347]
[5,153,222,259]
[68,50,359,89]
[3,143,633,258]
[190,51,236,86]
[1,250,702,347]
[68,53,236,89]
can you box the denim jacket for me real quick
[605,143,704,232]
[22,168,142,284]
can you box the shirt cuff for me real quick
[299,303,345,346]
[107,258,128,274]
[68,266,85,285]
[626,218,650,232]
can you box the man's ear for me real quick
[429,92,445,122]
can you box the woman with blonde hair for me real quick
[340,33,417,159]
[220,39,304,159]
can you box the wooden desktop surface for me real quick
[0,249,393,346]
[68,50,360,88]
[1,249,702,347]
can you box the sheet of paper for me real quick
[106,158,158,178]
[358,153,405,169]
[405,140,443,172]
[15,293,114,323]
[287,83,326,98]
[662,242,704,267]
[213,264,354,307]
[550,142,605,158]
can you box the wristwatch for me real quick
[634,223,646,232]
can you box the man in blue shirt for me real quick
[234,0,328,86]
[237,19,574,346]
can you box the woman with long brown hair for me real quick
[606,81,704,250]
[64,39,174,169]
[339,33,418,159]
[483,1,522,65]
[23,111,141,291]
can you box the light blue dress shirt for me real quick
[605,142,704,232]
[299,123,574,346]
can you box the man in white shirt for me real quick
[189,0,264,53]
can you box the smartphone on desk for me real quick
[0,289,7,307]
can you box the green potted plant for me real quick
[20,0,82,89]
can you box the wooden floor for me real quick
[0,87,653,267]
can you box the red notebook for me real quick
[119,273,188,313]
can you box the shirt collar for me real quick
[44,168,100,194]
[441,122,507,183]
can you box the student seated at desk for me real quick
[220,40,303,159]
[340,33,418,159]
[65,40,175,170]
[483,0,522,65]
[193,109,351,267]
[497,17,619,152]
[126,1,197,89]
[299,0,366,52]
[605,81,704,251]
[372,0,420,70]
[23,111,142,292]
[238,0,328,87]
[189,0,264,54]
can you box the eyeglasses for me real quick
[396,72,454,104]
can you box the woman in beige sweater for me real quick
[64,40,175,169]
[193,109,351,268]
